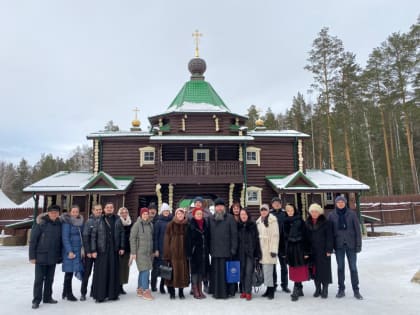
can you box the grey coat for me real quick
[130,218,154,272]
[328,208,362,251]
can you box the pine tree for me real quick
[12,159,32,204]
[246,105,259,129]
[305,27,344,170]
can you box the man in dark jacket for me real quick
[80,204,102,301]
[209,198,238,299]
[328,195,363,300]
[29,204,62,309]
[270,197,290,293]
[91,202,125,302]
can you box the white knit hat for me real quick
[159,202,171,214]
[308,203,324,215]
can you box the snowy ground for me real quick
[0,225,419,315]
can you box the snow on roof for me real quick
[165,102,230,113]
[0,190,17,209]
[248,129,310,138]
[87,130,152,139]
[267,169,370,191]
[149,135,254,141]
[23,171,134,193]
[18,195,45,208]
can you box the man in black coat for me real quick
[328,195,363,300]
[208,198,238,299]
[91,202,125,302]
[270,197,290,293]
[80,204,103,301]
[29,205,62,309]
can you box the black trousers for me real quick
[273,255,288,288]
[33,264,56,304]
[81,257,95,296]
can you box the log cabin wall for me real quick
[100,137,158,217]
[246,138,297,213]
[152,113,245,136]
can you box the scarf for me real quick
[195,218,204,231]
[336,207,347,230]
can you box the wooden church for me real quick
[24,39,369,219]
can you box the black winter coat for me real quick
[305,215,333,284]
[281,215,310,267]
[237,220,261,260]
[328,207,362,251]
[29,213,62,265]
[209,213,238,258]
[121,223,132,253]
[82,215,101,253]
[185,219,210,275]
[91,214,125,253]
[153,214,173,258]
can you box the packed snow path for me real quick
[0,225,419,315]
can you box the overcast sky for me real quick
[0,0,418,165]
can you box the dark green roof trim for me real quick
[265,175,287,180]
[83,171,118,190]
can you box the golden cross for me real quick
[192,30,203,57]
[133,107,139,120]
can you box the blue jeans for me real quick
[138,270,150,290]
[335,245,359,291]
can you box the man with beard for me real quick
[91,202,125,303]
[209,198,238,299]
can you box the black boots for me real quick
[291,283,303,301]
[119,285,126,295]
[178,288,185,299]
[354,290,363,300]
[321,284,328,299]
[262,287,269,297]
[63,273,77,301]
[313,282,321,298]
[267,287,275,300]
[336,288,345,298]
[168,287,176,299]
[160,280,166,294]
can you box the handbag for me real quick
[159,264,173,281]
[252,263,264,287]
[225,260,240,283]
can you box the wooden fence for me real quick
[0,208,34,235]
[360,202,420,226]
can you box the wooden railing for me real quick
[157,161,243,182]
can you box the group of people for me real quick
[29,194,363,309]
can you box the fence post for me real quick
[380,203,385,225]
[412,202,416,224]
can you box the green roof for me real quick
[167,80,230,111]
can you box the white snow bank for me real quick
[0,225,420,315]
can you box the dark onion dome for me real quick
[188,58,206,78]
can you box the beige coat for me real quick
[256,214,279,264]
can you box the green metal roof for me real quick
[167,80,230,112]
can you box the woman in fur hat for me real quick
[117,207,133,295]
[306,203,333,299]
[163,208,189,299]
[61,205,84,301]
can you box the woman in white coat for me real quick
[256,204,279,300]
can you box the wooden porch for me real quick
[157,161,244,184]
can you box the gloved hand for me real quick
[270,252,277,258]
